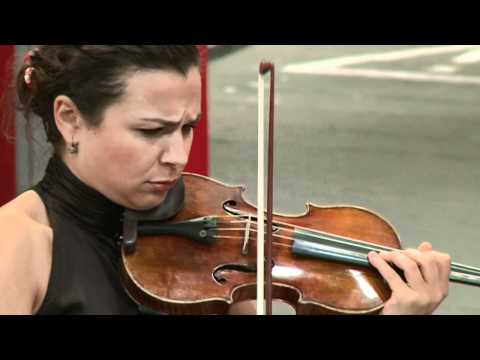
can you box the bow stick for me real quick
[257,61,275,315]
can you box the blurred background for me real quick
[208,45,480,315]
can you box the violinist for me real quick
[0,45,451,315]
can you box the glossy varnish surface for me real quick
[122,174,401,315]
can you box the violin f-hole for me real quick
[213,261,275,285]
[213,264,258,285]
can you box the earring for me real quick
[68,139,79,154]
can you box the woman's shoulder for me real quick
[1,189,51,228]
[0,207,50,243]
[0,190,53,265]
[0,192,53,314]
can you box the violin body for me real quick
[121,174,403,315]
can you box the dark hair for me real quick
[15,45,200,152]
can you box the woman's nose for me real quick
[160,131,190,167]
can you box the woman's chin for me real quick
[125,193,168,212]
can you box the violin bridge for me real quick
[242,216,252,256]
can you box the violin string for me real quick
[213,233,480,279]
[213,235,291,249]
[216,223,394,250]
[214,218,480,277]
[214,233,293,244]
[217,218,395,251]
[217,215,480,271]
[215,230,395,254]
[212,235,480,287]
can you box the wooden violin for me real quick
[119,173,480,315]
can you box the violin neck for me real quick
[290,229,480,288]
[449,269,480,287]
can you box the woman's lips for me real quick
[147,179,179,192]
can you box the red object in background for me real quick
[0,45,15,207]
[185,45,209,176]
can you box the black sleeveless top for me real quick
[32,156,140,315]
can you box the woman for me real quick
[0,45,451,315]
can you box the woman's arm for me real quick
[0,213,50,315]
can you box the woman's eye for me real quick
[138,128,165,137]
[183,123,199,133]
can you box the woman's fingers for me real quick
[369,244,451,315]
[376,250,427,290]
[402,248,439,284]
[368,252,410,292]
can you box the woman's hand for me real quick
[368,242,451,315]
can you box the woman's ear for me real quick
[53,95,83,145]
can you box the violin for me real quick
[119,61,480,315]
[119,174,480,315]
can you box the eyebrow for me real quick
[140,114,202,126]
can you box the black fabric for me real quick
[32,156,139,315]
